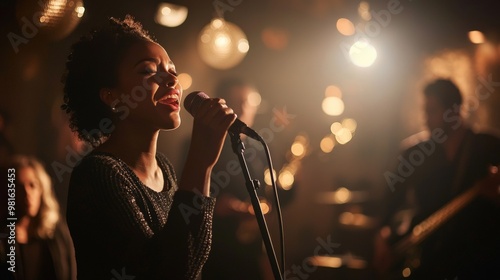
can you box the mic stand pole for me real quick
[229,132,283,280]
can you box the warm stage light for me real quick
[308,256,342,268]
[349,40,377,67]
[198,18,249,69]
[177,73,192,90]
[155,3,188,27]
[325,85,342,98]
[320,135,335,153]
[278,169,295,190]
[264,168,276,186]
[322,97,345,116]
[468,30,485,44]
[358,1,372,21]
[248,91,262,107]
[330,122,342,134]
[341,118,357,133]
[336,18,355,36]
[335,187,352,204]
[291,142,305,157]
[335,128,353,144]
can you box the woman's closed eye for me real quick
[168,70,178,77]
[140,67,157,75]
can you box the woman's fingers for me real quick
[189,97,236,166]
[194,98,236,131]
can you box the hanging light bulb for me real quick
[349,40,377,67]
[155,3,188,27]
[198,18,249,69]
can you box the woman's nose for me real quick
[167,78,177,88]
[160,72,178,88]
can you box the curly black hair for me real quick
[61,15,156,147]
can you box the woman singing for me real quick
[62,15,236,279]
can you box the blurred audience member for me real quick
[1,155,76,280]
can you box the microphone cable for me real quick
[258,136,285,279]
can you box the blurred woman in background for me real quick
[1,155,76,280]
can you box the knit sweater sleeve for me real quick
[66,152,215,280]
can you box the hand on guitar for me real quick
[478,165,500,206]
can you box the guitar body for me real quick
[375,167,500,279]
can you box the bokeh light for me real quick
[349,40,377,67]
[264,168,276,186]
[278,169,295,190]
[336,18,355,36]
[322,96,345,116]
[334,187,352,204]
[289,134,309,159]
[75,6,85,17]
[294,134,308,145]
[155,3,188,27]
[261,27,290,50]
[198,18,249,69]
[308,256,342,268]
[248,91,262,107]
[248,201,270,215]
[330,122,343,134]
[341,118,357,133]
[291,142,305,157]
[177,73,192,90]
[402,268,412,278]
[335,128,353,144]
[325,85,342,98]
[358,1,371,21]
[320,135,335,153]
[468,30,485,44]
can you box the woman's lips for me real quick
[158,98,180,110]
[157,88,181,110]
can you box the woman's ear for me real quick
[99,88,118,108]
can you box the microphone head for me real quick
[184,91,210,115]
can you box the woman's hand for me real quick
[180,98,237,196]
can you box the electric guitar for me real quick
[380,167,499,279]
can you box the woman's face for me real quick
[112,40,182,130]
[17,167,42,218]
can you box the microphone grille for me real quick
[184,91,209,115]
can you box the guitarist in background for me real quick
[374,79,500,279]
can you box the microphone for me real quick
[184,91,261,141]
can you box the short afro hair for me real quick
[61,15,156,147]
[423,79,463,110]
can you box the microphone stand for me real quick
[229,132,283,280]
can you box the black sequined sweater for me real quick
[66,151,215,280]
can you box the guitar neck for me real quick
[394,183,481,256]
